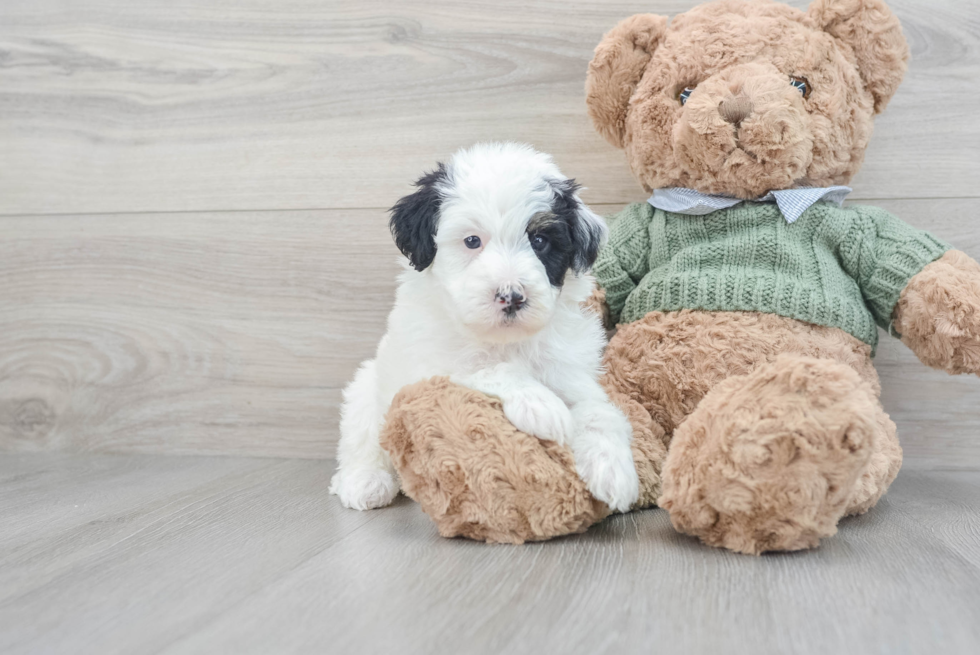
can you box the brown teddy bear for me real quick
[380,0,980,554]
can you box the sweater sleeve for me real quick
[592,203,653,324]
[836,205,950,331]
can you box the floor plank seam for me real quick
[2,196,978,219]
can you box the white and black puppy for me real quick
[330,142,639,512]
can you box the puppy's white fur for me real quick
[330,143,639,512]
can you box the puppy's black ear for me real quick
[389,163,448,271]
[550,179,607,272]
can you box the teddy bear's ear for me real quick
[586,14,669,148]
[807,0,909,113]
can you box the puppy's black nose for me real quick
[495,290,526,316]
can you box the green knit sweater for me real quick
[593,201,950,351]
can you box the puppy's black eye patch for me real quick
[527,212,573,287]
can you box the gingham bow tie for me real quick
[648,185,852,224]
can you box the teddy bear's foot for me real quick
[381,377,610,544]
[659,354,899,555]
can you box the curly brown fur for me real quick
[659,354,898,555]
[382,377,607,543]
[585,0,907,197]
[601,310,881,439]
[893,250,980,375]
[586,14,669,149]
[381,377,664,543]
[806,0,909,113]
[583,286,613,329]
[848,407,902,517]
[599,310,901,553]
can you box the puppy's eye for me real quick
[463,235,481,249]
[679,86,696,105]
[790,76,811,99]
[530,234,549,252]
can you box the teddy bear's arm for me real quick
[835,205,980,374]
[892,250,980,375]
[582,286,613,330]
[835,205,949,328]
[591,205,653,325]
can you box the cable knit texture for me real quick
[594,201,949,350]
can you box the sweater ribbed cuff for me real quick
[592,249,634,325]
[864,231,951,330]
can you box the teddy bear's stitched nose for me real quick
[720,94,754,126]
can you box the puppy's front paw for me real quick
[329,467,399,510]
[503,388,574,445]
[575,440,640,513]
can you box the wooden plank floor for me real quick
[1,454,979,655]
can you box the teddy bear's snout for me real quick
[669,63,815,197]
[719,94,754,127]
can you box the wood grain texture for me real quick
[0,208,399,458]
[0,0,978,215]
[0,455,978,655]
[2,199,980,464]
[0,455,373,654]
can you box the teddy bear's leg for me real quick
[598,310,763,457]
[599,312,720,446]
[658,354,898,555]
[454,362,641,513]
[844,401,902,517]
[381,377,609,544]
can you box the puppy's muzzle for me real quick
[495,288,526,317]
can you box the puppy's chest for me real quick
[456,342,562,376]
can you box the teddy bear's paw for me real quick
[896,250,980,375]
[329,466,399,510]
[574,439,640,513]
[502,387,574,445]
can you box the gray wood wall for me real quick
[1,0,978,466]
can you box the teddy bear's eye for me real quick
[790,76,811,99]
[679,86,696,105]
